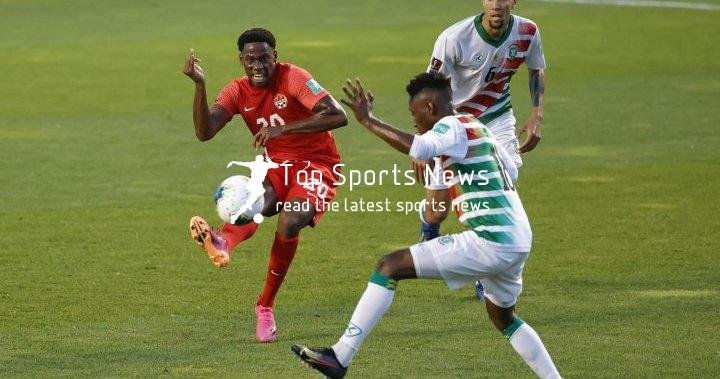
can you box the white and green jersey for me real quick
[428,14,545,125]
[409,114,532,252]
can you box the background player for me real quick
[420,0,547,299]
[292,73,560,379]
[182,28,347,342]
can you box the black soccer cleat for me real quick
[291,343,347,379]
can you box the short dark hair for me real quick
[237,28,276,51]
[406,71,451,99]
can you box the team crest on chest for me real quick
[508,44,518,58]
[274,94,288,109]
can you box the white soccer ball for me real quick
[214,175,264,225]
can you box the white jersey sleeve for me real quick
[525,28,546,70]
[409,116,467,161]
[427,32,457,77]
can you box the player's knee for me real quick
[375,254,397,277]
[375,250,409,279]
[485,301,517,331]
[489,313,515,331]
[260,187,280,217]
[276,215,303,237]
[277,210,313,237]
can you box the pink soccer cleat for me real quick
[255,305,277,342]
[189,216,230,268]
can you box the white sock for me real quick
[508,322,561,379]
[332,279,396,367]
[331,340,356,368]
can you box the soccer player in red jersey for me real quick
[182,28,347,342]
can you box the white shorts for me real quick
[410,230,529,308]
[485,110,522,170]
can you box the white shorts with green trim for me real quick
[485,110,522,170]
[410,230,529,308]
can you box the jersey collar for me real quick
[474,13,515,48]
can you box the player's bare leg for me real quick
[255,198,315,342]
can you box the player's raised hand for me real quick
[183,48,205,84]
[253,127,282,149]
[517,116,542,153]
[340,78,375,124]
[412,158,435,186]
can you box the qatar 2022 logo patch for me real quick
[430,57,443,71]
[305,79,324,95]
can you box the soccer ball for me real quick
[214,175,264,225]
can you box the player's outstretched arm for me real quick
[252,95,347,148]
[182,49,231,141]
[340,78,415,154]
[518,68,544,153]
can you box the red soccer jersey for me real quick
[214,62,341,165]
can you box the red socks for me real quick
[221,222,259,252]
[257,233,299,307]
[220,224,299,308]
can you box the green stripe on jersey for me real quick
[482,195,513,209]
[479,103,512,124]
[466,142,494,158]
[455,175,505,194]
[474,229,516,244]
[477,92,510,113]
[455,194,512,211]
[492,92,510,108]
[448,158,500,175]
[464,213,514,228]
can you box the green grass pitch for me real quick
[1,0,719,377]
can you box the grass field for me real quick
[1,0,719,377]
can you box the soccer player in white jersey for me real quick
[430,0,545,164]
[420,0,547,300]
[291,73,560,379]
